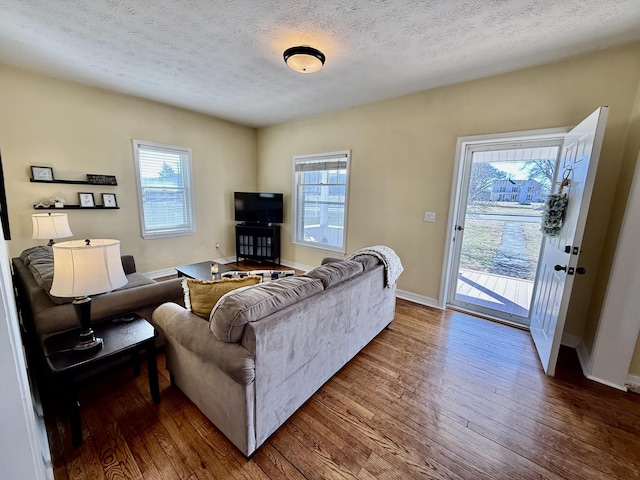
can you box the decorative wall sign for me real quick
[87,174,117,185]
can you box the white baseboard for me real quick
[560,333,581,348]
[280,259,314,272]
[575,340,592,378]
[396,289,442,309]
[145,267,177,280]
[585,374,628,392]
[626,374,640,394]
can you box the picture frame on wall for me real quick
[78,192,95,208]
[101,193,118,208]
[31,166,54,182]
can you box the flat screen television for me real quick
[234,192,283,224]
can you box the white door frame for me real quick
[440,127,571,310]
[585,150,640,390]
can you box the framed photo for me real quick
[31,166,54,182]
[78,192,95,208]
[101,193,118,208]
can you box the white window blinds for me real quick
[293,151,350,253]
[133,140,196,239]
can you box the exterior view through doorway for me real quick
[447,138,564,326]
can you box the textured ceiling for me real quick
[1,1,640,127]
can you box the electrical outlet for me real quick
[424,211,436,223]
[215,242,220,249]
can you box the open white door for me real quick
[530,106,608,375]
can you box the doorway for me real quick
[446,135,564,326]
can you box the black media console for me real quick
[235,224,281,265]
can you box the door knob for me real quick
[554,264,567,272]
[576,267,587,274]
[456,225,464,231]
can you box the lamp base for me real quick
[72,296,103,354]
[73,336,103,353]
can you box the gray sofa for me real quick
[12,246,184,355]
[152,255,397,457]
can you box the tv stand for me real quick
[240,221,271,227]
[235,224,280,265]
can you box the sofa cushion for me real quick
[27,255,74,305]
[304,259,363,289]
[116,273,155,290]
[320,256,344,265]
[210,276,323,343]
[183,276,262,319]
[20,245,52,267]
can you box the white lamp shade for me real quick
[31,213,72,240]
[50,239,127,297]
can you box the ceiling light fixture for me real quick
[283,46,325,73]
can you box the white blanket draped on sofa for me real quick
[346,245,403,287]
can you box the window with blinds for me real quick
[133,140,196,239]
[292,150,350,253]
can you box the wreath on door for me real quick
[541,193,568,236]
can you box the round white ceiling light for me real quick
[283,46,325,73]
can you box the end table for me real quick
[43,314,159,447]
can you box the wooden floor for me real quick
[45,299,640,480]
[456,269,534,318]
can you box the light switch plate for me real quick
[424,211,436,222]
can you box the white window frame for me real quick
[292,150,351,254]
[132,139,196,239]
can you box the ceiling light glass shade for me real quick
[32,213,72,243]
[50,239,127,298]
[283,46,325,73]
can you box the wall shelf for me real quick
[33,205,119,210]
[30,179,117,186]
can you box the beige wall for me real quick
[257,43,640,339]
[0,64,257,273]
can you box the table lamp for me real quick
[50,239,127,353]
[32,212,73,246]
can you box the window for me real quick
[133,140,195,239]
[293,150,350,253]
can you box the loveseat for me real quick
[12,246,184,358]
[152,253,399,457]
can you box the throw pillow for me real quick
[182,276,262,319]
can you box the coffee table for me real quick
[42,315,159,447]
[175,260,235,281]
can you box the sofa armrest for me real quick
[153,302,255,386]
[34,277,185,336]
[121,255,136,275]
